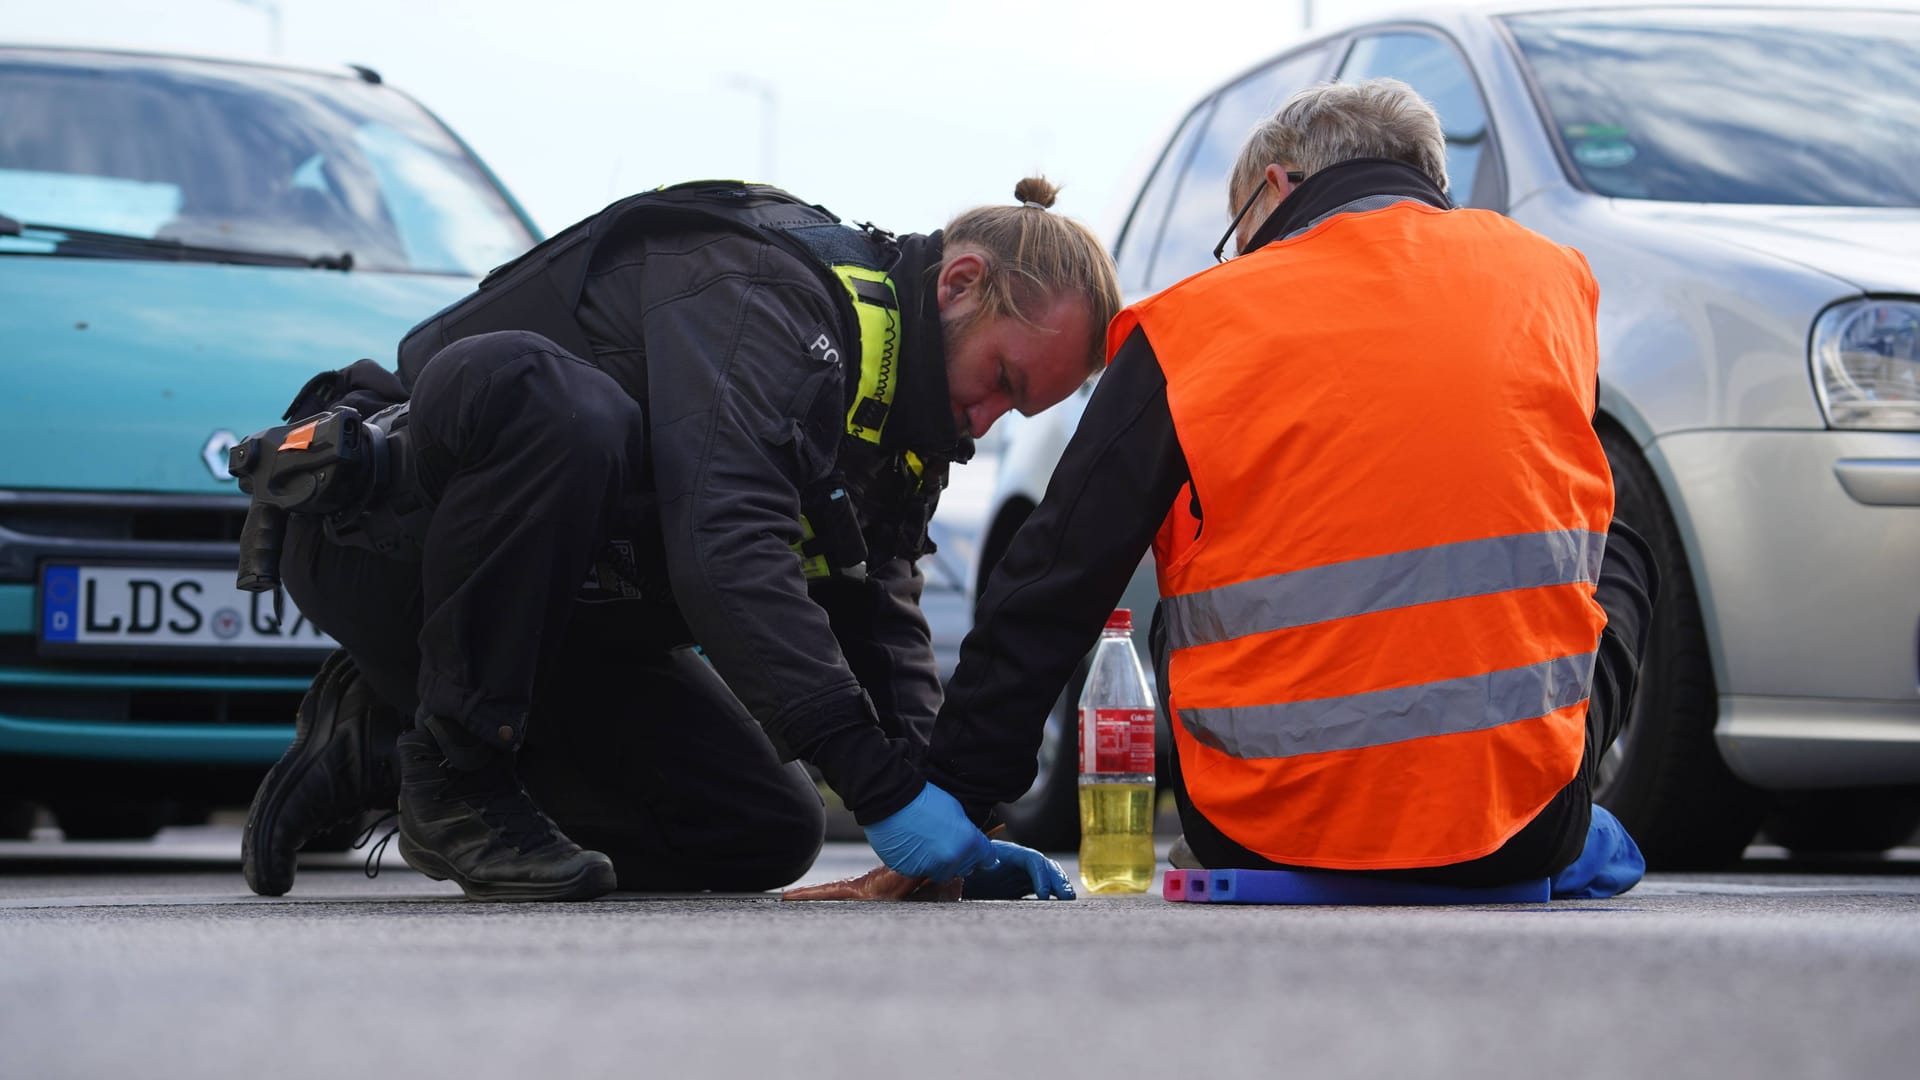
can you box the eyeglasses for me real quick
[1213,170,1305,263]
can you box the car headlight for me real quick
[1811,299,1920,431]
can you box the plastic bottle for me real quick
[1077,608,1156,894]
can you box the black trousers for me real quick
[282,331,824,891]
[1164,521,1659,887]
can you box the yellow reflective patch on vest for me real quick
[832,265,900,445]
[792,514,830,580]
[791,264,920,581]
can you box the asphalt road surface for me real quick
[3,828,1917,1080]
[6,477,1916,1078]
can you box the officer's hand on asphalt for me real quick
[962,840,1076,900]
[862,783,995,881]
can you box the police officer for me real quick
[243,177,1119,901]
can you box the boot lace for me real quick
[353,811,399,879]
[477,792,562,855]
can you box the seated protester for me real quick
[914,80,1658,893]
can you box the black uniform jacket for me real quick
[574,225,967,823]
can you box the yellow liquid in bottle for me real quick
[1077,781,1155,894]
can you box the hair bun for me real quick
[1013,176,1059,210]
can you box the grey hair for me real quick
[1229,78,1449,211]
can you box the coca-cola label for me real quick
[1080,707,1155,775]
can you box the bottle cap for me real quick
[1104,608,1132,633]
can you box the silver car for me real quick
[973,3,1920,866]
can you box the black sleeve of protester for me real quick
[924,326,1191,820]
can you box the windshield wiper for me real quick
[0,212,352,271]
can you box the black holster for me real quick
[322,402,431,561]
[229,401,429,594]
[798,477,869,581]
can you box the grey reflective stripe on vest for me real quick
[1180,650,1598,759]
[1162,529,1606,651]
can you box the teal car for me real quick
[0,46,538,838]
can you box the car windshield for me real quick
[1502,8,1920,206]
[0,49,535,274]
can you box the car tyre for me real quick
[1762,787,1920,855]
[52,799,175,841]
[1595,425,1765,869]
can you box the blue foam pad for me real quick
[1162,867,1549,905]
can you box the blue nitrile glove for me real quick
[1551,804,1646,899]
[961,840,1077,900]
[862,783,995,881]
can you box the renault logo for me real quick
[203,430,240,482]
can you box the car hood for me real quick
[1607,202,1920,295]
[0,257,470,493]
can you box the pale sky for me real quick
[6,0,1899,242]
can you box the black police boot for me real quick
[243,650,403,896]
[395,729,616,902]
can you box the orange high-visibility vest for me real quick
[1111,201,1612,870]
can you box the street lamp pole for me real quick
[228,0,284,56]
[725,75,779,184]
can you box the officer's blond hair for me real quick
[943,177,1121,375]
[1229,78,1449,211]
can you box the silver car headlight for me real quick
[1811,299,1920,431]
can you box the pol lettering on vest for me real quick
[808,331,842,366]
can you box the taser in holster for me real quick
[227,403,419,595]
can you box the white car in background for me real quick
[975,3,1920,866]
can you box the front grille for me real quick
[0,636,322,677]
[0,686,297,726]
[0,491,248,543]
[0,490,247,582]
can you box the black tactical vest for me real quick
[394,181,944,574]
[400,181,875,387]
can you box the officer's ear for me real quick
[936,249,988,315]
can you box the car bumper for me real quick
[0,583,302,766]
[1717,696,1920,790]
[1652,428,1920,788]
[0,713,294,764]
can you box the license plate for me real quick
[38,563,337,656]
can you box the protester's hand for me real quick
[862,783,994,881]
[962,840,1076,900]
[781,865,963,902]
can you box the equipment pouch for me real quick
[882,494,938,563]
[797,476,869,580]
